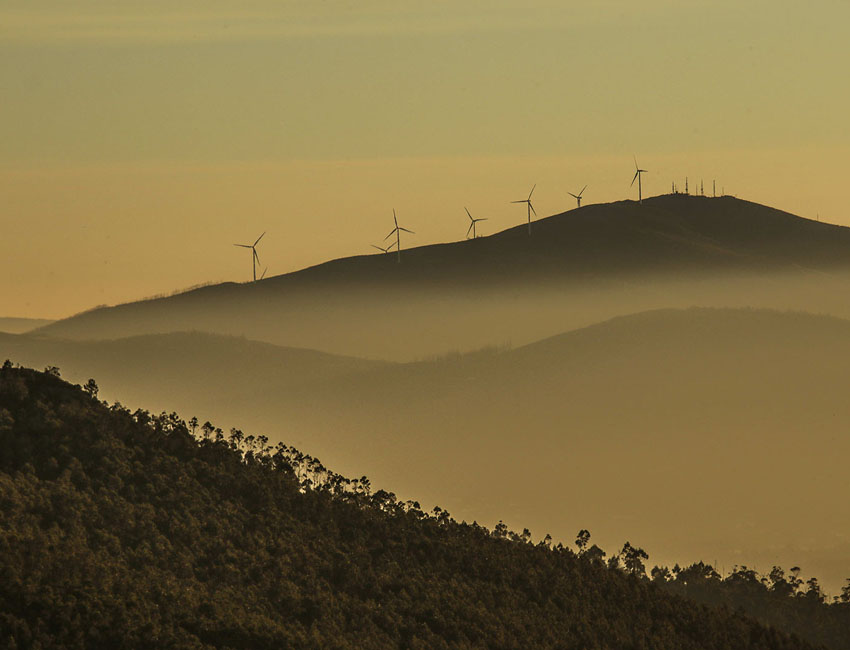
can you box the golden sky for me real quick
[2,0,849,318]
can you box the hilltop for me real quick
[0,365,825,649]
[29,195,850,359]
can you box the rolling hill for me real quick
[4,307,850,592]
[30,195,850,359]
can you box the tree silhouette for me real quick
[83,378,98,398]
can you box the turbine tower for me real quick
[568,185,587,209]
[465,207,487,239]
[631,157,647,204]
[385,209,414,263]
[234,231,265,282]
[512,184,537,235]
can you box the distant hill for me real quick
[5,307,850,593]
[0,330,385,415]
[0,317,54,334]
[0,365,824,649]
[31,195,850,359]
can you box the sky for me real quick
[2,0,849,318]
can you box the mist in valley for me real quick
[6,298,850,592]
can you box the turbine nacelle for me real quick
[569,185,587,208]
[631,157,648,204]
[385,209,414,263]
[512,184,537,235]
[234,231,266,282]
[465,207,488,239]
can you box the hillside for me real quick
[0,331,385,413]
[0,318,54,334]
[30,195,850,359]
[4,308,850,592]
[0,365,824,649]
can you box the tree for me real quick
[840,579,850,604]
[805,577,824,603]
[620,542,649,578]
[584,544,606,564]
[769,566,794,598]
[651,566,672,583]
[83,379,99,399]
[575,529,591,555]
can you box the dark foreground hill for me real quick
[30,195,850,359]
[0,365,821,649]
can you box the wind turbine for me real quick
[234,231,265,282]
[385,209,414,263]
[568,185,587,209]
[371,241,397,254]
[465,207,487,239]
[631,157,647,204]
[512,184,537,235]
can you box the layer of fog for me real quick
[30,269,850,362]
[5,304,850,592]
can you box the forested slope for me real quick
[0,365,827,649]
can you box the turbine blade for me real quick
[253,249,260,265]
[385,230,397,240]
[467,223,474,237]
[254,231,266,246]
[399,227,414,234]
[387,240,397,250]
[393,209,398,227]
[477,217,488,221]
[568,193,578,199]
[580,185,587,196]
[465,207,473,221]
[371,245,384,252]
[529,202,537,216]
[631,171,639,186]
[234,244,252,248]
[260,268,267,279]
[634,154,638,170]
[511,200,525,204]
[528,184,536,199]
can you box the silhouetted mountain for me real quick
[0,365,825,649]
[0,317,54,334]
[4,308,850,593]
[30,195,850,359]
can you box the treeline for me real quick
[0,363,837,649]
[653,563,850,649]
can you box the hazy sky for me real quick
[2,0,849,318]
